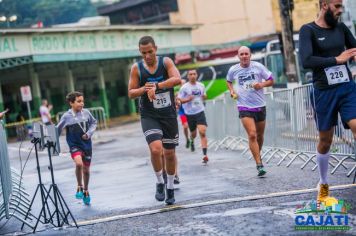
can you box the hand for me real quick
[144,82,157,102]
[230,93,238,99]
[144,82,156,92]
[336,48,356,64]
[175,98,181,109]
[48,104,53,110]
[0,108,9,119]
[147,86,156,102]
[188,95,195,101]
[253,82,264,90]
[82,134,89,140]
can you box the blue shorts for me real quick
[310,81,356,131]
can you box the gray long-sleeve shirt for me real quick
[57,109,97,151]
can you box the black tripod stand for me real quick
[41,140,78,231]
[21,138,52,230]
[22,138,78,232]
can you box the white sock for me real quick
[167,174,175,189]
[155,170,164,184]
[316,151,329,184]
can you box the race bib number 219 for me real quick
[153,92,171,109]
[243,81,255,91]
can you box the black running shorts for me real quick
[239,107,266,122]
[141,117,179,149]
[186,111,208,132]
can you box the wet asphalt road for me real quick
[1,122,355,235]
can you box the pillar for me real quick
[67,69,75,92]
[98,66,110,118]
[29,65,41,111]
[65,63,75,93]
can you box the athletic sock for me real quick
[202,148,207,156]
[167,174,175,189]
[155,170,164,184]
[316,151,330,184]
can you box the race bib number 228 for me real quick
[325,65,349,85]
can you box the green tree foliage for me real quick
[0,0,107,28]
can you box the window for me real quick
[159,0,177,13]
[126,9,140,22]
[142,5,155,18]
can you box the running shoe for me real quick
[317,183,329,203]
[155,183,165,201]
[75,186,83,199]
[174,175,180,184]
[83,190,91,205]
[202,156,209,164]
[190,141,195,152]
[165,188,175,205]
[257,166,266,177]
[185,139,190,149]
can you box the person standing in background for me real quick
[40,99,53,125]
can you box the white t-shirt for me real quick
[178,82,206,115]
[226,61,273,108]
[40,105,50,123]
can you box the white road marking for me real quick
[76,183,356,226]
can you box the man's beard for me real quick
[324,8,339,28]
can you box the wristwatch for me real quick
[155,82,160,90]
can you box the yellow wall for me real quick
[271,0,319,32]
[169,0,320,45]
[169,0,276,45]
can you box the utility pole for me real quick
[279,0,298,85]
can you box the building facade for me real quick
[98,0,276,45]
[98,0,323,46]
[0,25,192,123]
[98,0,179,25]
[271,0,319,32]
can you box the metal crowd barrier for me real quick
[4,118,43,141]
[56,107,108,140]
[0,122,32,227]
[205,84,356,181]
[0,122,11,221]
